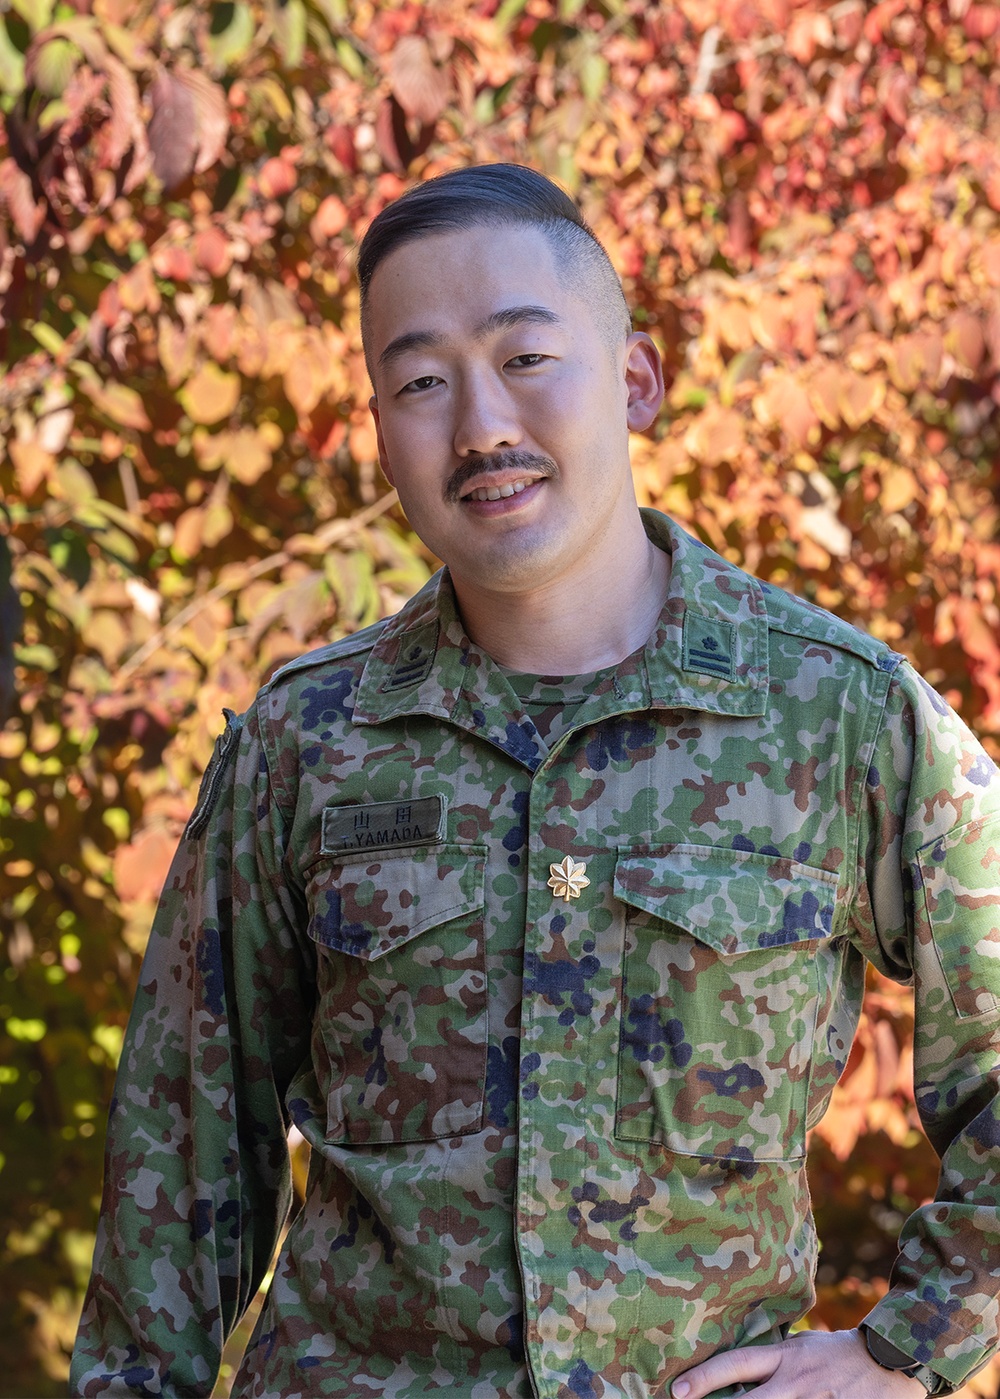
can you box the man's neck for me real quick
[450,523,671,675]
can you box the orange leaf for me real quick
[753,372,819,450]
[714,300,754,353]
[878,465,918,515]
[118,259,160,314]
[173,505,204,559]
[748,295,790,354]
[10,440,55,496]
[114,827,177,903]
[284,331,334,417]
[837,371,884,430]
[223,429,272,485]
[157,317,196,388]
[348,413,378,464]
[203,304,237,363]
[178,363,240,425]
[788,284,821,360]
[808,362,843,430]
[946,312,985,374]
[82,379,152,431]
[887,331,943,393]
[683,406,745,466]
[981,238,1000,288]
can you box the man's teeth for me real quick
[467,479,533,502]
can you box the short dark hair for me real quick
[357,163,631,369]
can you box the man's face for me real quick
[366,223,661,601]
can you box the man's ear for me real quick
[369,394,395,486]
[623,332,665,433]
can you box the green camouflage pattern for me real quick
[72,510,1000,1398]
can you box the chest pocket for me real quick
[614,845,838,1163]
[305,843,487,1145]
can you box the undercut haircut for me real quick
[357,163,632,376]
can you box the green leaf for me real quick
[31,36,79,97]
[494,0,529,33]
[334,35,364,79]
[26,320,66,356]
[9,0,54,34]
[5,1017,47,1042]
[13,642,58,670]
[0,18,26,98]
[580,51,608,102]
[37,96,70,133]
[208,1,255,69]
[313,0,348,24]
[271,0,306,69]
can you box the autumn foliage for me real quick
[1,0,999,1393]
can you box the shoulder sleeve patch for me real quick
[184,708,245,841]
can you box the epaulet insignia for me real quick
[682,613,735,681]
[184,708,245,840]
[381,623,439,692]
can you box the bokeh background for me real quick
[1,0,999,1394]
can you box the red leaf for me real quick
[148,66,199,190]
[148,65,228,190]
[389,35,449,125]
[100,53,144,174]
[194,226,232,277]
[97,281,122,327]
[258,156,296,200]
[0,158,45,244]
[965,4,999,38]
[374,96,406,174]
[324,125,357,173]
[310,194,348,243]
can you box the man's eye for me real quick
[400,375,440,394]
[507,353,545,368]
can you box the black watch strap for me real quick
[861,1324,947,1395]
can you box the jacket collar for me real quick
[352,510,769,766]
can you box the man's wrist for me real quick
[860,1324,950,1395]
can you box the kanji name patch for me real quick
[322,796,446,853]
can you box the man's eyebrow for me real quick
[377,329,446,372]
[474,304,563,336]
[377,305,563,373]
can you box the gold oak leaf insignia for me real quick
[547,856,590,902]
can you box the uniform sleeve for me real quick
[70,703,316,1398]
[851,661,1000,1394]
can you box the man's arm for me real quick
[71,705,316,1397]
[676,663,1000,1398]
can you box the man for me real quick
[72,164,1000,1399]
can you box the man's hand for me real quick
[670,1328,931,1398]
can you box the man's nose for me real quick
[452,371,522,457]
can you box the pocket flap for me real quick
[307,843,486,960]
[614,843,838,954]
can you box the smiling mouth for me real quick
[445,450,557,504]
[464,477,538,502]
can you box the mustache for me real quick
[444,450,558,503]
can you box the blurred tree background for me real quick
[1,0,999,1393]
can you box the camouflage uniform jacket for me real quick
[72,510,1000,1399]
